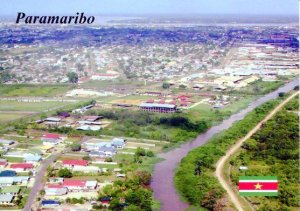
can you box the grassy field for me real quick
[0,84,74,97]
[81,79,145,89]
[234,80,284,95]
[0,113,29,123]
[0,99,85,124]
[186,95,255,123]
[0,100,74,112]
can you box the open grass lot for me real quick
[186,95,255,122]
[81,79,146,89]
[0,84,74,97]
[110,95,151,105]
[234,80,284,95]
[0,100,74,112]
[0,113,29,123]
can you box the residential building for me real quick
[0,178,14,187]
[98,146,117,157]
[62,160,88,168]
[45,184,68,196]
[62,179,97,191]
[41,133,62,145]
[0,186,20,196]
[140,103,178,113]
[112,138,126,149]
[0,160,7,168]
[0,170,16,177]
[23,155,42,164]
[0,139,14,146]
[0,194,14,205]
[10,163,33,172]
[72,166,101,173]
[41,200,61,207]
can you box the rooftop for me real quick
[62,159,88,166]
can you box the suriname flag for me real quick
[238,176,278,196]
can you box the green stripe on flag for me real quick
[239,176,277,180]
[240,192,278,196]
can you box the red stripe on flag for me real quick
[239,182,278,190]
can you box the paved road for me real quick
[23,137,90,211]
[215,91,299,211]
[23,151,62,211]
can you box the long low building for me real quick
[140,103,178,113]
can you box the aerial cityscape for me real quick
[0,0,299,211]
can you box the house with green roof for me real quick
[0,186,20,196]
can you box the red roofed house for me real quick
[63,179,97,191]
[43,133,60,139]
[10,163,33,172]
[0,159,7,168]
[146,99,154,103]
[180,102,189,107]
[62,160,88,168]
[42,133,62,145]
[170,100,177,105]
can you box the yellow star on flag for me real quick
[254,183,263,190]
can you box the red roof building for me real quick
[170,100,177,105]
[47,184,64,189]
[146,99,154,103]
[180,102,189,107]
[0,161,7,166]
[43,133,61,139]
[62,160,88,167]
[63,179,86,188]
[10,163,33,170]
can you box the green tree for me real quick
[58,168,72,178]
[70,143,81,151]
[146,150,154,157]
[67,72,78,83]
[125,189,152,211]
[82,155,91,161]
[134,171,152,186]
[135,147,146,156]
[278,92,285,97]
[162,82,170,89]
[201,189,224,210]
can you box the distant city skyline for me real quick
[0,0,298,16]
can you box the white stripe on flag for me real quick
[239,180,277,182]
[239,190,278,192]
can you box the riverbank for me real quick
[220,93,299,210]
[215,91,299,211]
[151,79,299,211]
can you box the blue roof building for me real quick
[41,200,60,207]
[0,170,16,177]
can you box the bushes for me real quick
[98,178,152,211]
[94,109,209,142]
[232,110,299,208]
[175,99,279,207]
[58,168,72,178]
[159,116,209,132]
[66,197,87,204]
[70,143,81,151]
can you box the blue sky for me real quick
[0,0,298,16]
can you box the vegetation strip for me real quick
[227,94,299,210]
[174,92,296,210]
